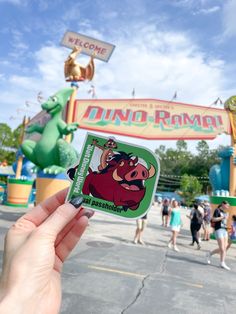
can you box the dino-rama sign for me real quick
[71,99,231,140]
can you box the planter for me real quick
[5,178,34,207]
[36,171,70,205]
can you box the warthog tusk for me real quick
[113,169,123,181]
[148,165,156,178]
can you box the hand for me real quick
[0,189,93,314]
[66,122,79,132]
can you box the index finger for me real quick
[20,188,69,227]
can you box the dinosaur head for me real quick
[42,88,74,115]
[225,96,236,113]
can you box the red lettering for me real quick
[94,46,102,54]
[101,48,107,55]
[104,109,113,120]
[82,106,104,120]
[183,114,201,126]
[171,115,182,126]
[84,42,89,48]
[74,39,80,46]
[155,110,170,125]
[132,111,147,123]
[68,37,75,43]
[216,115,223,125]
[111,109,131,122]
[202,116,217,128]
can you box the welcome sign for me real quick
[61,31,115,62]
[72,99,230,140]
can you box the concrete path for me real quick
[0,203,235,314]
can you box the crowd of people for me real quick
[133,198,236,271]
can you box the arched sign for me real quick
[72,98,230,140]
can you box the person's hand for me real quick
[0,188,93,314]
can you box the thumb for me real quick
[37,196,83,239]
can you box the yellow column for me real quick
[15,116,29,179]
[65,84,78,143]
[229,136,236,196]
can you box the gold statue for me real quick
[64,46,95,82]
[225,96,236,143]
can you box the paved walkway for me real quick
[0,203,236,313]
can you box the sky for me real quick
[0,0,236,154]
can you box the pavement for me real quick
[0,203,236,314]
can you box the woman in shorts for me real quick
[161,198,170,227]
[133,214,148,245]
[168,199,182,252]
[206,201,230,270]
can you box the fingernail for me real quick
[82,210,94,219]
[69,196,84,208]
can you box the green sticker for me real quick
[67,133,160,219]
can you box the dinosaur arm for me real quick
[25,123,44,134]
[58,120,79,135]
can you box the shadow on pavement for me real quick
[104,235,167,249]
[0,210,23,222]
[167,252,206,266]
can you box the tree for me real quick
[180,174,202,206]
[0,122,23,165]
[196,140,209,159]
[0,123,13,148]
[176,140,187,151]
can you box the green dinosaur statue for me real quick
[21,88,79,174]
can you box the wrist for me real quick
[0,290,38,314]
[0,293,24,314]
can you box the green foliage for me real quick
[155,140,220,194]
[176,140,188,151]
[0,123,12,147]
[180,174,202,206]
[0,122,22,165]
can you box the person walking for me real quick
[187,204,203,250]
[133,214,148,245]
[161,198,170,227]
[206,201,230,270]
[168,199,182,252]
[227,214,236,250]
[202,200,211,241]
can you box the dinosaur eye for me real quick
[119,161,124,167]
[52,96,57,102]
[129,161,134,166]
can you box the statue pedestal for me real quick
[5,178,33,207]
[36,171,70,205]
[210,195,236,229]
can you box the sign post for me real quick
[61,31,115,143]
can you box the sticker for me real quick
[67,133,160,219]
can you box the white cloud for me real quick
[91,25,226,107]
[222,0,236,38]
[1,22,232,153]
[194,5,220,15]
[0,0,28,5]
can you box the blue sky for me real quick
[0,0,236,152]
